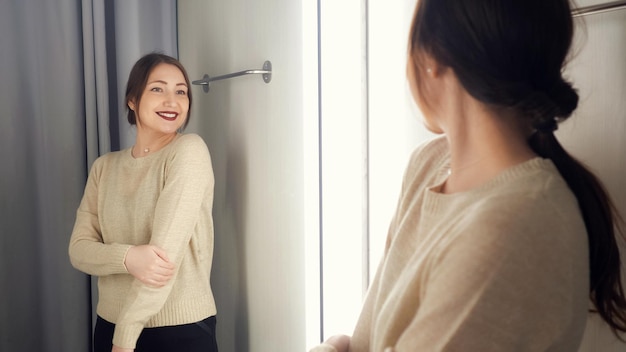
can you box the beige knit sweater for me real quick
[69,133,216,349]
[313,136,589,351]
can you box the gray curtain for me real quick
[0,0,177,351]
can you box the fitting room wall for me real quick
[563,1,626,350]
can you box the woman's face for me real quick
[130,63,189,135]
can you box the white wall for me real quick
[317,0,369,339]
[177,0,320,351]
[564,2,626,350]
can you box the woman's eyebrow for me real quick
[147,80,188,87]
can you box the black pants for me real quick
[94,315,218,352]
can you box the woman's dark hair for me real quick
[125,52,193,129]
[408,0,626,338]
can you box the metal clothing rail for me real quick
[572,0,626,17]
[192,60,272,93]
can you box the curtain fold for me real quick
[0,0,91,350]
[82,0,113,163]
[0,1,177,350]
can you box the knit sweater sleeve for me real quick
[113,134,214,348]
[68,156,132,276]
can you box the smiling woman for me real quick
[68,53,219,352]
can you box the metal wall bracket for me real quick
[192,60,272,93]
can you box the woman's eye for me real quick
[177,90,188,95]
[150,87,163,92]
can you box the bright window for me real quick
[318,0,431,341]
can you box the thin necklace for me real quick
[131,146,150,158]
[448,157,488,177]
[135,133,178,157]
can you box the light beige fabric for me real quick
[313,136,589,352]
[69,133,216,348]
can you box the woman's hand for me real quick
[111,345,133,352]
[124,245,175,287]
[324,334,350,352]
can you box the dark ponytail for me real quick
[409,0,626,338]
[530,131,626,337]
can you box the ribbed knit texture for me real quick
[69,133,216,349]
[311,136,589,352]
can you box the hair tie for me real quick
[534,118,558,133]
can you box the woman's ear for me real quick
[422,54,446,78]
[128,100,136,111]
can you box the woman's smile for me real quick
[156,111,179,121]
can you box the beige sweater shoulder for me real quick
[312,136,589,352]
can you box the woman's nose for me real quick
[163,91,177,106]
